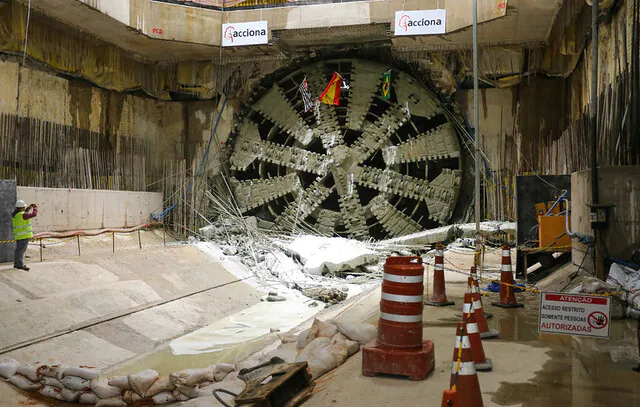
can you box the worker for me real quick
[12,200,37,271]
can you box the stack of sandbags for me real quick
[0,360,103,404]
[1,359,245,406]
[282,318,376,380]
[169,363,243,404]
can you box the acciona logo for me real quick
[394,10,447,36]
[398,14,443,31]
[222,21,268,47]
[223,26,267,43]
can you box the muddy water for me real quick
[105,334,278,377]
[488,297,640,407]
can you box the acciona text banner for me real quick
[222,21,268,47]
[394,9,447,36]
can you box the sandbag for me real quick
[128,368,159,397]
[78,391,99,405]
[16,363,41,382]
[170,367,214,386]
[95,396,127,407]
[175,381,214,398]
[41,376,64,389]
[91,377,123,399]
[37,362,67,379]
[345,338,360,357]
[153,391,177,405]
[297,319,339,350]
[173,389,191,401]
[62,375,91,391]
[214,371,245,397]
[296,328,311,350]
[108,375,130,389]
[62,366,101,380]
[39,385,65,401]
[295,335,348,380]
[61,388,82,403]
[212,364,235,382]
[0,359,19,379]
[6,374,41,391]
[334,321,377,345]
[123,390,142,404]
[146,375,175,396]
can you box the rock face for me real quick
[302,287,348,305]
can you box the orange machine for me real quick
[536,200,572,249]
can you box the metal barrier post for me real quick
[163,227,166,247]
[112,232,115,253]
[138,230,142,249]
[77,235,81,256]
[39,238,43,262]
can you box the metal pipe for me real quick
[473,0,482,270]
[591,0,599,205]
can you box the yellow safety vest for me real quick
[12,212,33,240]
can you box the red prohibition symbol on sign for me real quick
[588,311,609,329]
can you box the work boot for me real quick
[633,364,640,373]
[16,265,30,271]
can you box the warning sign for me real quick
[539,292,611,339]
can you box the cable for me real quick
[212,389,238,407]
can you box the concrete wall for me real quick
[16,187,163,232]
[571,166,640,273]
[0,59,189,191]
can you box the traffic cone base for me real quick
[491,301,524,309]
[425,299,455,307]
[475,358,493,371]
[457,311,493,319]
[480,329,500,339]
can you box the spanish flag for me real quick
[318,72,342,106]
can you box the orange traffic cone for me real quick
[449,322,484,407]
[425,244,455,307]
[466,310,493,371]
[464,292,499,339]
[492,244,524,308]
[469,266,493,319]
[441,388,458,407]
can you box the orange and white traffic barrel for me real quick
[363,256,435,380]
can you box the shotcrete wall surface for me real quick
[16,187,163,232]
[571,166,640,273]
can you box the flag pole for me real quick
[473,0,483,275]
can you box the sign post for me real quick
[539,292,611,339]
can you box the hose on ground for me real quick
[212,388,238,407]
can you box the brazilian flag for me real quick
[381,70,392,100]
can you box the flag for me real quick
[299,77,313,112]
[318,72,342,106]
[381,70,392,100]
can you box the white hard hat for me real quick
[15,200,26,208]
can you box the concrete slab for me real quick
[3,330,136,368]
[0,260,119,298]
[0,280,162,350]
[0,281,28,308]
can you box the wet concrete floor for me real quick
[488,294,640,407]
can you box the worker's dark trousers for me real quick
[13,238,29,267]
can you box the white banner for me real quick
[539,292,611,339]
[394,9,446,36]
[222,21,268,47]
